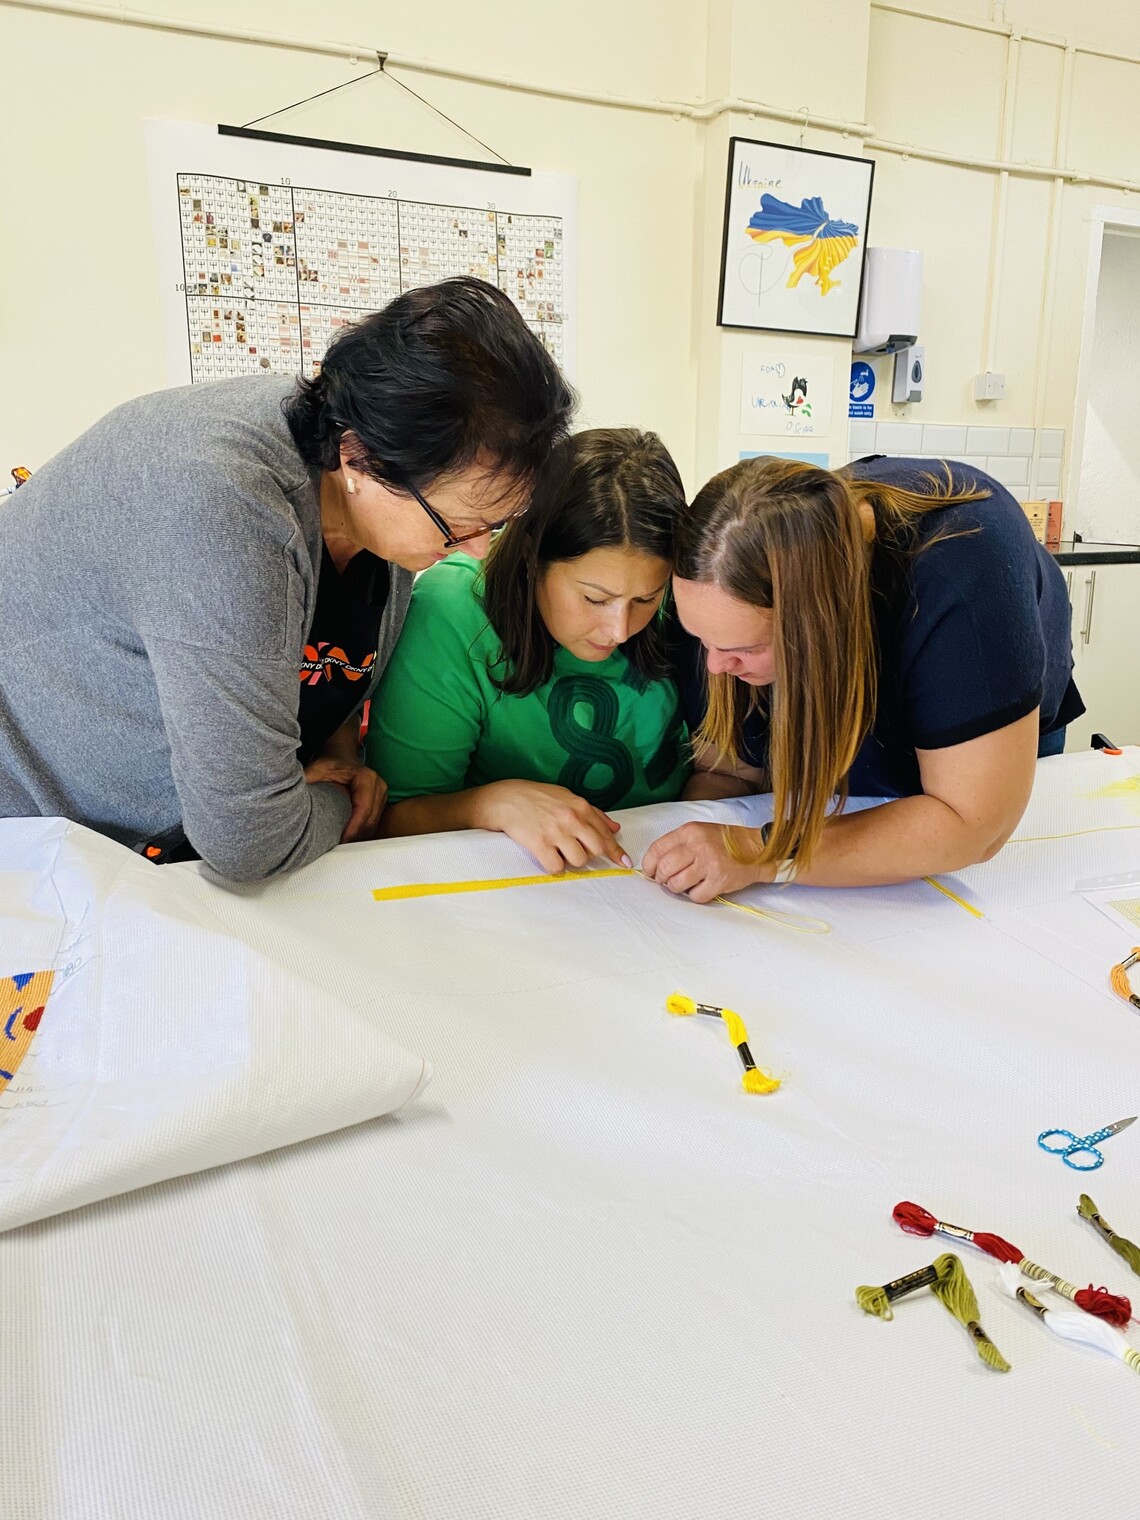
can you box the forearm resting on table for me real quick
[790,715,1037,887]
[380,788,490,838]
[792,792,1016,888]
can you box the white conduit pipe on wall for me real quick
[2,0,878,133]
[872,0,1140,71]
[979,27,1021,378]
[9,0,1140,194]
[1029,44,1077,494]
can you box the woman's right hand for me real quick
[473,780,630,873]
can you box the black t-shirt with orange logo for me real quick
[297,543,390,764]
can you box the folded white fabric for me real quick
[0,818,429,1233]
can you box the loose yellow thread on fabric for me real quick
[1083,776,1140,815]
[372,868,635,901]
[714,895,831,934]
[922,876,985,920]
[666,993,781,1094]
[1010,823,1140,844]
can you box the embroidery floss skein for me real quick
[665,994,781,1094]
[998,1264,1140,1376]
[894,1200,1132,1327]
[856,1261,942,1319]
[1110,948,1140,1011]
[1078,1194,1140,1280]
[856,1253,1010,1371]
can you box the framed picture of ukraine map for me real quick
[717,136,874,337]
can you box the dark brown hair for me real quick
[480,428,685,696]
[675,456,988,870]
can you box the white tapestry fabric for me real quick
[0,819,429,1233]
[1,751,1139,1518]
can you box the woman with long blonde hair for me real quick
[642,453,1083,899]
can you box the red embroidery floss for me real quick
[893,1200,1132,1328]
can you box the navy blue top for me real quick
[671,456,1085,798]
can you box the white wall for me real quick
[1074,231,1140,542]
[7,0,1140,517]
[0,0,706,486]
[861,1,1140,463]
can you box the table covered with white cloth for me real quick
[2,748,1140,1519]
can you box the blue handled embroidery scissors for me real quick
[1037,1116,1136,1170]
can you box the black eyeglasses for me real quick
[405,482,526,550]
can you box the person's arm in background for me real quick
[366,569,626,872]
[681,740,768,801]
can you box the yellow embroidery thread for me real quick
[372,868,636,901]
[922,876,985,920]
[666,993,781,1094]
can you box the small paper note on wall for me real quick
[740,352,834,438]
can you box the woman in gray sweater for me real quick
[0,277,573,880]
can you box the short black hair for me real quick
[283,276,575,494]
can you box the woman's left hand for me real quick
[641,823,774,904]
[303,756,389,842]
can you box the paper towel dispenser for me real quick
[853,247,923,355]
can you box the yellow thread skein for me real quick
[666,993,781,1094]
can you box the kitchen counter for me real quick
[1052,540,1140,565]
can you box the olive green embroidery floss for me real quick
[930,1252,1011,1372]
[1078,1194,1140,1280]
[856,1262,941,1320]
[857,1254,1011,1371]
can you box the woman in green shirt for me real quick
[366,429,690,871]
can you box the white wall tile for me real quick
[961,456,991,472]
[987,455,1030,485]
[1008,428,1036,455]
[848,420,877,455]
[1039,429,1065,459]
[1008,486,1029,503]
[921,424,968,455]
[1034,457,1061,489]
[875,421,923,452]
[966,426,1010,454]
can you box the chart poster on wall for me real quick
[144,120,579,388]
[740,352,834,438]
[718,137,873,338]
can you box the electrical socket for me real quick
[974,371,1006,401]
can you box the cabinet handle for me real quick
[1080,570,1097,645]
[1065,570,1073,597]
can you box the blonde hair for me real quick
[675,457,988,871]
